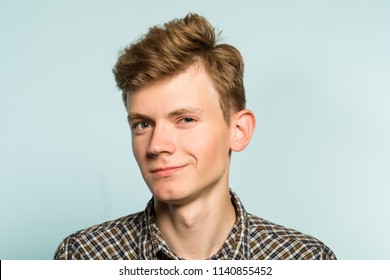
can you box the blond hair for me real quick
[113,13,246,123]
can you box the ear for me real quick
[230,109,256,152]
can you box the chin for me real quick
[148,182,192,205]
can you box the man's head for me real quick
[113,13,246,124]
[112,14,255,205]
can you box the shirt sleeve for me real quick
[53,237,80,260]
[319,245,337,260]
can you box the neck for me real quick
[154,187,236,259]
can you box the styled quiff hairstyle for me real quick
[113,13,246,123]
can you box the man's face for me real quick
[127,64,234,205]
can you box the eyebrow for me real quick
[168,107,203,118]
[128,107,203,122]
[127,113,151,123]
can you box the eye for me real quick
[181,117,195,123]
[134,121,152,130]
[177,117,197,128]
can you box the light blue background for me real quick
[1,0,389,259]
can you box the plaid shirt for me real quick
[54,190,336,260]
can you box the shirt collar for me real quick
[212,189,251,260]
[138,189,251,260]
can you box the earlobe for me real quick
[230,110,256,152]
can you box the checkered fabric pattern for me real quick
[54,190,336,260]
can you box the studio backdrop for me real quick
[0,0,389,259]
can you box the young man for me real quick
[54,13,336,260]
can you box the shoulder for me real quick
[247,213,336,260]
[54,211,146,260]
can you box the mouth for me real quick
[150,165,187,177]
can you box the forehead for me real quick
[127,64,222,116]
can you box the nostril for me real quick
[147,150,158,159]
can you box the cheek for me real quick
[131,138,146,164]
[182,127,230,160]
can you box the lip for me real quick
[150,165,187,177]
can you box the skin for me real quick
[127,62,255,259]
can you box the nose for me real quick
[147,124,175,157]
